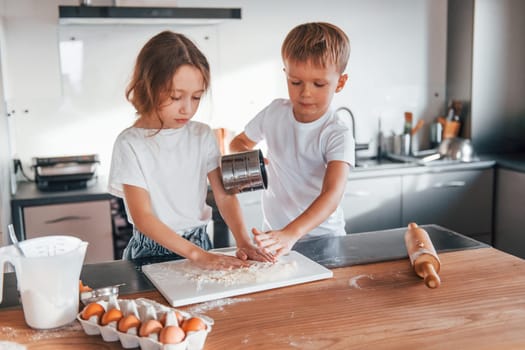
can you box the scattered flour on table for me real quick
[185,297,252,313]
[27,322,82,341]
[349,274,374,289]
[0,341,26,350]
[0,322,82,345]
[149,259,298,291]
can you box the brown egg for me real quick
[181,317,207,332]
[80,302,105,321]
[118,314,141,333]
[100,308,123,326]
[139,319,164,337]
[159,325,185,344]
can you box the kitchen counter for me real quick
[2,226,524,349]
[350,157,495,179]
[11,177,112,203]
[481,152,525,173]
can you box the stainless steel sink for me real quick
[384,151,475,167]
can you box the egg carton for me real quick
[77,296,213,350]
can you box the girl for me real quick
[109,31,272,269]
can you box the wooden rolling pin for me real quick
[404,223,441,288]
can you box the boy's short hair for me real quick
[281,22,350,74]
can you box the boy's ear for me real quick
[335,73,348,93]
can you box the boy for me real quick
[229,22,355,259]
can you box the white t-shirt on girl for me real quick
[108,121,220,234]
[245,98,355,238]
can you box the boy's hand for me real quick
[236,245,276,263]
[251,228,298,259]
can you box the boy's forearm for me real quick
[229,138,248,152]
[283,191,341,239]
[285,161,349,238]
[229,132,256,153]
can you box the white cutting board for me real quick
[142,250,333,307]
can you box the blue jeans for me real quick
[122,225,212,260]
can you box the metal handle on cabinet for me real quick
[344,190,371,197]
[432,181,466,188]
[45,215,91,224]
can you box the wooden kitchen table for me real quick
[1,247,524,349]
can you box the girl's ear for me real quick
[335,73,348,93]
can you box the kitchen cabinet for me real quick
[401,168,493,243]
[2,2,62,110]
[494,168,525,259]
[11,181,117,263]
[342,176,402,233]
[23,200,114,264]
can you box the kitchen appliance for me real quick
[59,4,241,25]
[440,137,476,161]
[33,154,99,191]
[419,137,476,163]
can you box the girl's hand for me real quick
[251,228,298,260]
[193,251,251,270]
[236,245,276,263]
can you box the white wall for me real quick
[2,0,447,177]
[0,13,11,246]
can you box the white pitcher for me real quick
[0,235,88,329]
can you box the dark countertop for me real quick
[480,152,525,173]
[293,224,487,268]
[11,177,113,205]
[0,224,487,310]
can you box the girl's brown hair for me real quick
[281,22,350,74]
[126,31,210,119]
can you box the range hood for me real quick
[59,5,241,25]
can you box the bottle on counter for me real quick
[430,119,443,148]
[404,112,413,134]
[403,112,413,155]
